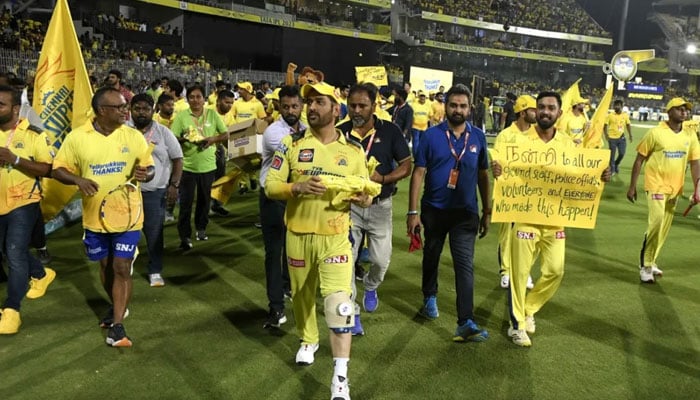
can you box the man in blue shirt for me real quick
[407,84,491,342]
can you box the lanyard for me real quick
[445,127,469,168]
[4,120,19,147]
[144,123,157,143]
[345,129,377,159]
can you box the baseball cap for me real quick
[665,97,692,112]
[514,95,537,113]
[237,81,253,93]
[301,82,340,103]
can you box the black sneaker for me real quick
[179,238,193,250]
[210,204,230,216]
[263,310,287,329]
[99,307,130,329]
[196,231,208,241]
[105,323,132,347]
[36,248,52,265]
[355,264,366,281]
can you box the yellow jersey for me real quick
[173,98,189,114]
[205,104,236,126]
[637,121,700,196]
[494,122,532,151]
[562,113,588,141]
[232,98,266,122]
[265,128,369,235]
[412,101,432,131]
[0,119,53,215]
[431,101,445,125]
[207,92,217,106]
[153,113,174,129]
[53,121,154,232]
[605,112,630,139]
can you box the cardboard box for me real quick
[227,118,268,172]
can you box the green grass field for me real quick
[1,122,699,400]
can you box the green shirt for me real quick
[171,108,227,173]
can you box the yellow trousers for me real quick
[641,192,677,267]
[498,222,512,276]
[286,231,353,344]
[509,223,566,330]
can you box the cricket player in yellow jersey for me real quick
[492,95,537,290]
[492,91,610,347]
[560,96,590,144]
[232,81,266,122]
[627,97,700,283]
[0,85,55,335]
[53,87,155,347]
[265,81,372,400]
[604,99,633,175]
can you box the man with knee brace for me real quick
[265,82,372,400]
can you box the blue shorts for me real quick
[83,230,141,261]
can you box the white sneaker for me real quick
[525,315,536,334]
[640,266,655,283]
[295,343,319,366]
[500,274,510,289]
[651,264,663,276]
[526,275,535,290]
[164,212,175,223]
[508,327,532,347]
[330,375,350,400]
[149,273,165,287]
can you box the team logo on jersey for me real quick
[298,149,314,162]
[276,143,288,154]
[555,231,566,239]
[335,155,348,166]
[271,155,283,170]
[121,146,129,153]
[288,257,306,267]
[516,231,535,240]
[373,137,381,144]
[323,255,348,264]
[469,144,477,153]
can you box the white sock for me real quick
[333,357,349,378]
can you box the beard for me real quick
[0,113,13,125]
[351,114,369,128]
[282,114,299,127]
[446,112,466,125]
[133,116,152,130]
[536,117,556,130]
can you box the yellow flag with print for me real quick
[583,85,614,149]
[355,66,388,86]
[34,0,93,220]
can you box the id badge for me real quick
[447,168,459,189]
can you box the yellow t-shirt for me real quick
[205,104,236,126]
[0,119,53,215]
[412,101,432,131]
[431,101,445,125]
[562,113,587,141]
[153,113,174,129]
[53,121,154,232]
[232,98,266,122]
[637,122,700,196]
[265,129,369,235]
[494,122,532,150]
[207,92,218,106]
[605,112,630,139]
[173,98,189,114]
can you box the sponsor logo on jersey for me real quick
[288,257,306,267]
[298,148,314,162]
[14,141,24,149]
[115,243,135,252]
[271,155,283,170]
[335,155,347,166]
[469,144,477,153]
[323,255,349,264]
[517,231,535,240]
[555,231,566,239]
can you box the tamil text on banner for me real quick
[409,66,453,93]
[34,0,93,220]
[355,66,388,86]
[491,142,609,229]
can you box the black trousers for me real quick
[177,170,216,240]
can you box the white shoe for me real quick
[525,315,536,334]
[640,266,655,283]
[508,327,532,347]
[164,212,175,223]
[295,343,319,366]
[526,275,535,290]
[500,274,510,289]
[149,273,165,287]
[330,375,350,400]
[651,264,663,276]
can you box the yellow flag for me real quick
[211,169,245,205]
[583,85,614,149]
[34,0,93,220]
[556,78,583,131]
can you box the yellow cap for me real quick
[514,95,537,113]
[665,97,692,112]
[301,82,340,103]
[237,82,253,93]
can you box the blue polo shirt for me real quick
[415,120,488,214]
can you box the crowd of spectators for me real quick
[94,13,181,36]
[405,0,610,38]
